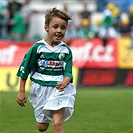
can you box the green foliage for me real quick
[0,87,132,133]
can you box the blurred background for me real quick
[0,0,133,91]
[0,0,133,41]
[0,1,132,132]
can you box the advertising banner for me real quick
[70,38,118,68]
[0,40,33,91]
[80,69,117,86]
[0,66,78,91]
[0,40,33,67]
[0,40,78,91]
[0,67,31,91]
[78,68,133,86]
[0,38,132,91]
[118,37,133,68]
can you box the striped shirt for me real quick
[17,39,73,86]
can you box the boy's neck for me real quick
[45,39,61,47]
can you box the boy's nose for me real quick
[57,27,61,32]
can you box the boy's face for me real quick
[45,17,67,45]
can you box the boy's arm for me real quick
[16,78,27,107]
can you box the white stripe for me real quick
[36,39,44,43]
[32,72,64,81]
[36,40,69,53]
[37,45,69,53]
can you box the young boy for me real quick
[16,7,76,133]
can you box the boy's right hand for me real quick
[16,91,27,107]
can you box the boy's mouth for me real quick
[54,34,62,40]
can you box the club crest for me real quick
[58,53,65,60]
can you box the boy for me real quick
[16,7,76,133]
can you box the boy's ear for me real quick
[44,25,49,32]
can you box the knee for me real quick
[36,122,49,132]
[52,120,63,129]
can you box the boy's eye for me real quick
[53,25,66,30]
[61,26,66,29]
[53,25,58,28]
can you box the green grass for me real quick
[0,87,133,133]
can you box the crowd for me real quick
[0,0,36,41]
[64,2,133,46]
[0,1,133,43]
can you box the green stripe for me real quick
[42,53,60,60]
[30,78,57,86]
[37,67,64,75]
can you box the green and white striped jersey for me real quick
[17,39,73,86]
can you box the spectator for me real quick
[98,3,118,46]
[128,5,133,37]
[21,0,37,40]
[119,17,131,37]
[6,0,22,37]
[92,18,102,38]
[0,0,8,39]
[77,18,95,39]
[106,3,116,13]
[72,12,81,30]
[0,4,5,38]
[64,22,78,45]
[8,7,27,41]
[80,3,91,19]
[112,7,120,21]
[63,3,81,41]
[62,3,81,29]
[62,3,71,15]
[112,7,121,33]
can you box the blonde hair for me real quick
[107,3,115,11]
[112,8,120,17]
[45,7,72,25]
[129,5,133,13]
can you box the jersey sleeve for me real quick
[16,44,38,80]
[64,47,73,81]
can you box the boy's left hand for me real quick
[56,76,71,92]
[56,82,65,92]
[56,82,66,92]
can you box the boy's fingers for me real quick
[16,97,26,107]
[58,87,64,92]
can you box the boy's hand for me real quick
[56,82,66,92]
[56,76,71,92]
[16,91,27,107]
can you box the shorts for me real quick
[29,82,76,123]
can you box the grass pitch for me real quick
[0,87,132,133]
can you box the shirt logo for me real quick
[57,99,62,106]
[38,59,63,67]
[40,54,45,59]
[20,66,25,73]
[58,53,65,60]
[38,59,45,66]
